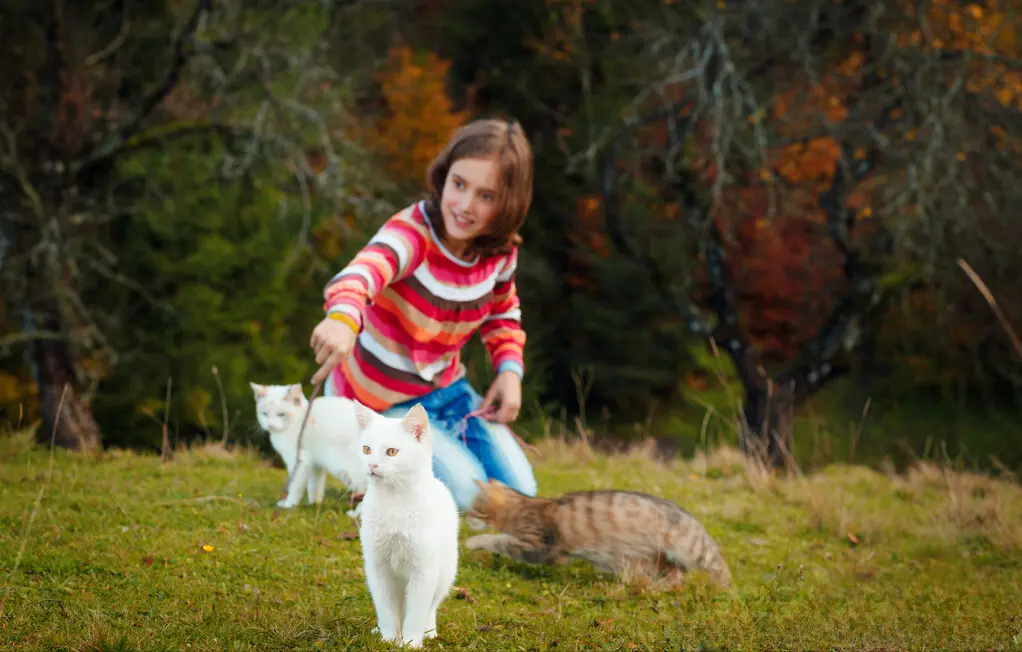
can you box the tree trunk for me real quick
[24,306,102,451]
[711,332,797,468]
[739,381,797,468]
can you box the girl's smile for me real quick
[440,156,501,258]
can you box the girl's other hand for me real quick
[478,370,522,423]
[310,317,357,384]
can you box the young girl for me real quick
[308,117,538,513]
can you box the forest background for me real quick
[3,0,1021,475]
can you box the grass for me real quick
[1,427,1020,652]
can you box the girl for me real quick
[308,117,538,513]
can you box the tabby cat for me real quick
[464,479,732,588]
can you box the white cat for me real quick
[355,401,460,648]
[250,382,367,517]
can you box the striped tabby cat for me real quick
[464,479,732,588]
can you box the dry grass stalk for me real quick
[957,258,1022,360]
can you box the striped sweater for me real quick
[322,201,526,411]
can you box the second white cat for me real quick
[250,382,367,516]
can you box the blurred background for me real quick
[2,0,1020,473]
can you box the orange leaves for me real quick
[525,0,594,62]
[771,70,852,134]
[898,0,1022,110]
[774,137,841,185]
[366,46,468,186]
[571,194,610,260]
[575,194,603,229]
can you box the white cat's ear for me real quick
[353,400,375,431]
[285,384,304,406]
[401,403,429,442]
[250,382,268,397]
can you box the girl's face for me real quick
[440,156,502,255]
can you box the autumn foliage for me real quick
[365,45,469,188]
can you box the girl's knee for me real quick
[482,426,538,497]
[431,452,487,513]
[429,445,488,515]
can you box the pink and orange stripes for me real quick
[323,201,526,411]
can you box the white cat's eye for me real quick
[386,448,399,457]
[362,445,371,454]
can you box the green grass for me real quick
[593,342,1022,475]
[1,429,1020,651]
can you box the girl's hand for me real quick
[478,370,522,424]
[310,317,357,384]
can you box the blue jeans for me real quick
[382,378,538,512]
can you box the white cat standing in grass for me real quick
[250,383,367,516]
[355,401,459,648]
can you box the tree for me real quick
[364,45,469,189]
[0,0,381,449]
[590,0,1022,463]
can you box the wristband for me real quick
[328,312,360,335]
[497,360,524,380]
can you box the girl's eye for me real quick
[386,448,399,457]
[481,193,495,202]
[453,179,464,189]
[362,445,371,454]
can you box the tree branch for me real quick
[776,30,899,404]
[114,121,260,159]
[74,0,213,177]
[0,330,67,354]
[601,100,714,336]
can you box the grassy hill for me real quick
[1,428,1019,651]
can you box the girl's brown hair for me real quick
[425,117,534,258]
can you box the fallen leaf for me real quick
[452,586,476,603]
[141,557,154,567]
[847,532,860,545]
[202,544,215,552]
[337,531,359,541]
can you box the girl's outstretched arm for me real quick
[322,207,428,330]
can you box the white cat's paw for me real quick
[275,499,297,509]
[403,638,423,649]
[424,627,438,640]
[375,626,400,644]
